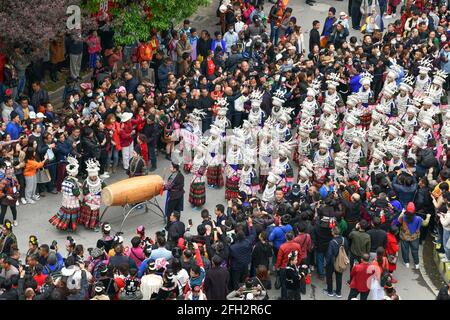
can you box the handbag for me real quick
[274,272,281,290]
[37,168,51,184]
[387,253,397,264]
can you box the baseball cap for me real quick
[36,112,46,119]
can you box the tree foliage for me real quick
[0,0,96,56]
[87,0,210,45]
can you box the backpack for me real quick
[44,262,63,279]
[92,259,106,280]
[333,238,349,273]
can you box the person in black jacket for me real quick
[309,20,321,54]
[285,251,304,300]
[312,217,333,279]
[251,231,273,277]
[415,178,435,244]
[166,211,185,249]
[141,114,159,171]
[80,127,100,178]
[367,217,387,261]
[325,226,348,298]
[164,163,185,221]
[204,255,230,300]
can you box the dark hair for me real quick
[212,255,223,266]
[376,247,385,266]
[197,224,206,236]
[74,244,83,256]
[313,20,320,26]
[216,204,225,214]
[172,211,181,220]
[372,216,381,228]
[359,219,368,230]
[131,236,141,248]
[201,209,210,219]
[156,236,166,247]
[285,231,295,241]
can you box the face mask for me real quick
[98,97,103,103]
[377,51,381,57]
[441,35,447,42]
[100,92,104,97]
[70,97,75,103]
[87,92,93,98]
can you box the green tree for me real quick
[87,0,209,45]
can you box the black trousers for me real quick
[348,288,369,300]
[231,267,249,290]
[16,173,25,199]
[351,5,362,28]
[99,150,108,175]
[0,205,17,223]
[287,288,301,300]
[165,197,184,218]
[326,264,343,295]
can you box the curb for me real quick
[419,245,439,296]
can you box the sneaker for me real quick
[335,293,342,298]
[16,200,19,206]
[50,189,58,194]
[13,220,18,226]
[21,198,27,205]
[404,263,410,268]
[415,264,420,270]
[393,13,397,18]
[323,289,335,297]
[385,14,392,19]
[32,196,40,201]
[149,166,157,172]
[33,194,40,200]
[100,173,110,179]
[441,257,449,263]
[27,199,36,204]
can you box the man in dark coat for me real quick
[309,20,321,54]
[229,218,256,290]
[204,255,230,300]
[164,163,185,221]
[165,211,185,249]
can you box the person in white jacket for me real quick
[438,211,450,261]
[223,26,239,54]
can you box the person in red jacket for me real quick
[276,231,301,300]
[385,225,399,283]
[119,112,135,171]
[348,253,374,300]
[137,134,149,167]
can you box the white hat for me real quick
[36,112,46,119]
[422,97,433,105]
[306,87,317,97]
[322,103,335,114]
[218,107,228,116]
[412,135,426,148]
[383,82,397,96]
[345,114,359,126]
[346,95,360,107]
[267,172,280,184]
[278,113,290,123]
[406,104,419,114]
[334,151,348,168]
[399,83,412,92]
[359,71,373,86]
[418,57,433,74]
[326,73,340,88]
[86,159,100,177]
[420,115,434,128]
[29,111,37,119]
[388,125,401,137]
[120,112,133,122]
[299,167,312,180]
[319,140,330,150]
[210,125,221,136]
[66,156,79,177]
[432,69,448,86]
[243,148,257,165]
[399,74,415,92]
[372,148,386,161]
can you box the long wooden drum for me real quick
[102,175,164,206]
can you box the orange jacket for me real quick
[24,160,45,177]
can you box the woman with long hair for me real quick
[23,147,48,204]
[105,113,121,174]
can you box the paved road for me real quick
[12,152,436,300]
[25,0,437,300]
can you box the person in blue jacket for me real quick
[5,111,22,140]
[269,214,293,265]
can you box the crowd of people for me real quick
[0,0,449,300]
